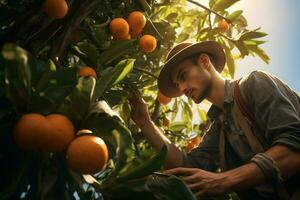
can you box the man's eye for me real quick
[180,72,186,81]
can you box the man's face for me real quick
[171,56,212,103]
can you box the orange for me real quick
[113,33,131,40]
[109,18,130,39]
[127,11,146,38]
[13,113,51,150]
[66,134,108,174]
[186,136,201,152]
[78,66,97,78]
[157,91,171,105]
[139,35,157,53]
[218,19,230,32]
[162,116,170,127]
[43,0,68,19]
[46,114,75,152]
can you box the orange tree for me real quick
[0,0,269,199]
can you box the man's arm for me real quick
[225,145,300,192]
[129,90,184,169]
[165,145,300,199]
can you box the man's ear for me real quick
[197,53,211,70]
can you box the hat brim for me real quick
[157,41,226,98]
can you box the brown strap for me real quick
[234,79,256,125]
[232,103,264,153]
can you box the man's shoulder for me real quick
[238,70,278,92]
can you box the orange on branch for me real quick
[127,11,146,37]
[218,19,230,32]
[157,91,171,105]
[78,66,97,78]
[13,113,51,150]
[139,35,157,53]
[45,114,75,152]
[109,18,130,39]
[43,0,68,19]
[66,134,108,174]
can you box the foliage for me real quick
[0,0,268,199]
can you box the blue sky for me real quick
[234,0,300,92]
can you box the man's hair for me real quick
[186,53,216,67]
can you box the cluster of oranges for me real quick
[42,0,69,19]
[109,11,157,53]
[13,113,108,174]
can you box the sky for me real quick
[189,0,300,92]
[232,0,300,92]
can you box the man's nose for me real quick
[178,83,188,95]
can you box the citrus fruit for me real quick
[43,0,68,19]
[67,134,108,174]
[218,19,230,32]
[45,114,75,152]
[109,18,130,39]
[157,91,171,105]
[78,66,97,78]
[139,35,157,53]
[13,113,51,150]
[127,11,146,37]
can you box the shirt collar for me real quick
[207,79,235,119]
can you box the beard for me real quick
[194,78,213,104]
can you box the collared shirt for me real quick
[182,70,300,199]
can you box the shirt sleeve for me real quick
[239,70,300,151]
[181,120,220,171]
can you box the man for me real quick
[130,41,300,199]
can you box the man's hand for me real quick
[164,167,230,199]
[129,89,151,128]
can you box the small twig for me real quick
[186,0,230,22]
[133,67,158,79]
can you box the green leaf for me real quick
[169,121,187,132]
[240,31,268,40]
[117,145,168,182]
[99,40,137,67]
[165,13,178,23]
[234,40,249,58]
[247,45,270,64]
[148,176,197,200]
[213,0,240,11]
[182,101,193,124]
[75,42,99,67]
[2,43,31,112]
[171,98,178,121]
[223,45,236,78]
[57,77,96,127]
[227,10,243,22]
[175,33,189,43]
[41,67,78,109]
[93,59,135,100]
[82,102,134,172]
